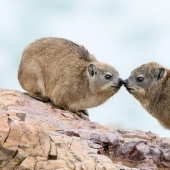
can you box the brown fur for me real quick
[18,37,122,117]
[124,62,170,129]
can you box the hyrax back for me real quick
[124,62,170,129]
[18,37,122,117]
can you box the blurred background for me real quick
[1,0,170,137]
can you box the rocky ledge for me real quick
[0,87,170,170]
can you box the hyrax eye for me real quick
[136,77,144,82]
[105,74,112,80]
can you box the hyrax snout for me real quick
[123,62,170,129]
[18,37,122,118]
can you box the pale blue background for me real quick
[1,0,170,137]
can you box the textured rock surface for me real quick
[0,87,170,170]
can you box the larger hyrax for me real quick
[18,37,123,117]
[124,62,170,129]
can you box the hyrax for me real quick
[18,37,123,117]
[123,62,170,129]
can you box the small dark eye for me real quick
[105,74,112,80]
[136,77,144,82]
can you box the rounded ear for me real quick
[88,64,97,77]
[157,68,165,80]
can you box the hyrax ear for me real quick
[88,64,97,77]
[157,68,165,80]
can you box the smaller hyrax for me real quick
[123,62,170,129]
[18,37,123,117]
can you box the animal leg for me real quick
[76,110,90,120]
[28,92,50,102]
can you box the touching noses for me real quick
[123,79,128,87]
[119,78,124,86]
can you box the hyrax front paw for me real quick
[76,110,90,120]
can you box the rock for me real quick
[20,157,36,170]
[0,87,170,169]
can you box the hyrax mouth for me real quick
[111,85,121,89]
[111,78,123,89]
[126,87,134,91]
[109,78,123,89]
[122,79,134,91]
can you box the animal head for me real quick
[123,62,166,105]
[87,61,123,96]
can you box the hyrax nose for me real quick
[123,79,128,87]
[119,78,123,86]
